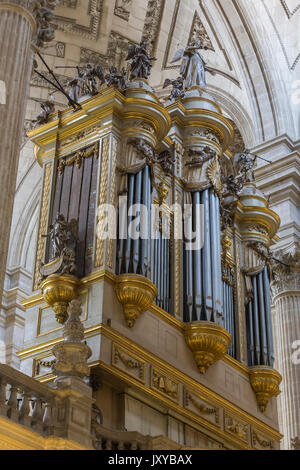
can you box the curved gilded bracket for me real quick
[114,274,158,328]
[184,321,232,374]
[249,366,282,413]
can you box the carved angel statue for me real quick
[171,40,215,89]
[31,1,58,48]
[35,94,55,125]
[67,68,86,102]
[42,214,78,259]
[126,41,157,80]
[105,66,128,91]
[83,63,105,95]
[233,149,257,184]
[163,76,185,101]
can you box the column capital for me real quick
[0,0,57,48]
[271,245,300,299]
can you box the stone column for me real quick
[0,1,36,302]
[0,0,56,303]
[271,249,300,450]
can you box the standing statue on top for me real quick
[233,149,257,184]
[126,40,157,80]
[171,40,214,89]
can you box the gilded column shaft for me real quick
[0,2,35,299]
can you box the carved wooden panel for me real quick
[48,143,100,278]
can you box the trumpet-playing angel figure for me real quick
[126,41,157,80]
[171,40,215,89]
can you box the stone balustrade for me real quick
[0,364,56,436]
[92,423,150,450]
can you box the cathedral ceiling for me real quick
[28,0,299,147]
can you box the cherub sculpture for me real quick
[83,63,105,95]
[40,214,78,280]
[126,41,157,80]
[233,149,257,184]
[163,76,185,101]
[67,69,86,102]
[170,40,215,89]
[35,94,55,125]
[105,66,128,91]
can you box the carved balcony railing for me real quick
[92,423,151,450]
[0,364,56,436]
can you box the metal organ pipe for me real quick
[184,188,226,328]
[246,268,275,367]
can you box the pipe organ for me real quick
[23,76,283,449]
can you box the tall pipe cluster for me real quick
[246,266,274,367]
[183,189,223,325]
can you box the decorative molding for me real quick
[57,142,99,174]
[33,162,53,291]
[42,41,65,58]
[80,31,137,70]
[61,125,101,146]
[280,0,300,19]
[142,0,165,55]
[17,323,282,448]
[151,367,179,401]
[54,0,104,41]
[33,353,55,378]
[224,414,249,443]
[30,72,69,91]
[60,0,78,7]
[184,389,219,425]
[252,430,274,450]
[114,0,132,21]
[107,137,118,269]
[271,247,300,298]
[95,137,110,267]
[112,343,145,382]
[262,0,300,71]
[188,11,214,51]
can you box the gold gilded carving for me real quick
[34,162,53,291]
[184,390,219,424]
[58,143,99,174]
[95,137,110,267]
[184,321,232,374]
[114,274,158,327]
[151,367,178,400]
[62,126,101,146]
[221,232,235,285]
[153,181,169,205]
[249,366,282,412]
[252,430,274,450]
[112,344,145,382]
[225,414,249,442]
[40,274,80,324]
[107,137,118,269]
[206,156,222,195]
